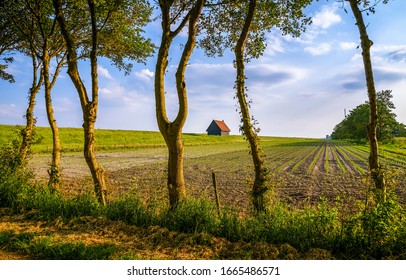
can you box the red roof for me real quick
[213,120,231,132]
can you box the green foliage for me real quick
[332,90,405,143]
[0,3,19,83]
[199,0,312,60]
[0,60,15,82]
[340,194,406,259]
[161,199,219,233]
[0,140,101,218]
[0,139,23,177]
[106,194,156,226]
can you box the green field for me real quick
[0,124,319,152]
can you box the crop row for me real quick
[265,141,405,177]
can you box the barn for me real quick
[206,120,231,136]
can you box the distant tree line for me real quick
[331,90,406,143]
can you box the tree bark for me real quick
[154,0,204,208]
[20,53,43,162]
[43,49,61,192]
[53,0,107,205]
[235,0,268,212]
[348,0,385,201]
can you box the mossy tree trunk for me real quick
[235,0,268,212]
[43,50,61,191]
[20,53,43,163]
[348,0,385,202]
[154,0,205,209]
[42,45,66,192]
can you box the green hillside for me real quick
[0,125,246,153]
[0,124,321,153]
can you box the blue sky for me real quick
[1,1,405,138]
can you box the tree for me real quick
[3,0,68,190]
[346,0,389,201]
[20,53,44,163]
[376,89,398,143]
[0,2,20,83]
[2,2,44,164]
[53,0,154,205]
[154,0,205,209]
[331,103,370,141]
[199,0,311,212]
[331,90,403,143]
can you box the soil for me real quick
[26,142,406,214]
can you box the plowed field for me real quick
[28,140,406,213]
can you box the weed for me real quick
[160,198,219,233]
[106,194,156,226]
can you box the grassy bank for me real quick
[0,124,319,153]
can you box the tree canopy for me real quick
[331,90,406,143]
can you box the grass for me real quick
[0,124,328,154]
[325,144,330,174]
[0,231,118,259]
[0,125,251,153]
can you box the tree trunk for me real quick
[166,128,186,207]
[83,107,107,206]
[43,51,61,192]
[235,0,268,212]
[86,0,107,206]
[154,0,204,209]
[348,0,385,201]
[20,54,43,162]
[53,0,107,205]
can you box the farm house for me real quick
[206,120,231,136]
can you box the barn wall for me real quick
[206,121,220,135]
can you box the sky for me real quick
[1,1,406,138]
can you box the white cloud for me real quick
[312,5,342,29]
[99,81,153,109]
[0,104,18,117]
[134,69,155,81]
[265,33,286,56]
[53,98,76,113]
[98,65,113,80]
[339,42,358,50]
[304,43,332,55]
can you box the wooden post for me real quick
[212,172,221,216]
